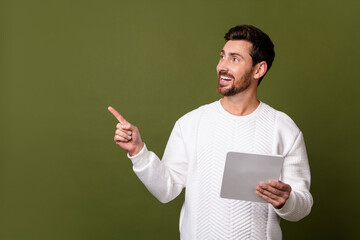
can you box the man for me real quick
[109,25,313,240]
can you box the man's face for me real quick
[216,40,255,96]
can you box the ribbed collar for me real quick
[215,99,263,120]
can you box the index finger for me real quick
[108,106,128,124]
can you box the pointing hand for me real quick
[108,106,144,156]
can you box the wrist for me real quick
[129,142,144,157]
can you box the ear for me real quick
[253,61,267,80]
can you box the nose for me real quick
[217,58,229,72]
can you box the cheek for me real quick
[231,70,241,80]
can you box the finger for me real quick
[108,106,129,124]
[256,185,280,200]
[114,135,129,142]
[256,191,280,206]
[258,182,282,196]
[116,122,133,131]
[115,129,132,140]
[116,124,132,134]
[268,180,291,192]
[115,129,132,136]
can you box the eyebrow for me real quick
[221,50,244,59]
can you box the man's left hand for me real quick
[256,180,292,209]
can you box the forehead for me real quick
[222,40,253,56]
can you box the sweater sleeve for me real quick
[127,121,187,203]
[274,131,313,221]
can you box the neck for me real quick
[220,89,259,116]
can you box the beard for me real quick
[216,70,252,96]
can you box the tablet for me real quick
[220,152,284,203]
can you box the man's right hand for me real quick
[108,106,144,156]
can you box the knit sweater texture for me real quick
[128,100,313,240]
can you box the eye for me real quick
[220,55,225,59]
[233,57,239,62]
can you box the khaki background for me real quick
[1,0,359,239]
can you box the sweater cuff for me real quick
[274,190,296,216]
[127,143,149,169]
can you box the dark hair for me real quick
[224,25,275,85]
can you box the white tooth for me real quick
[221,76,231,80]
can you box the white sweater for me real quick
[128,100,313,240]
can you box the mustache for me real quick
[218,70,234,79]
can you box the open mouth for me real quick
[221,76,233,81]
[219,75,234,85]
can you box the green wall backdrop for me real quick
[1,0,359,239]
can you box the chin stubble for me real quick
[216,70,252,96]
